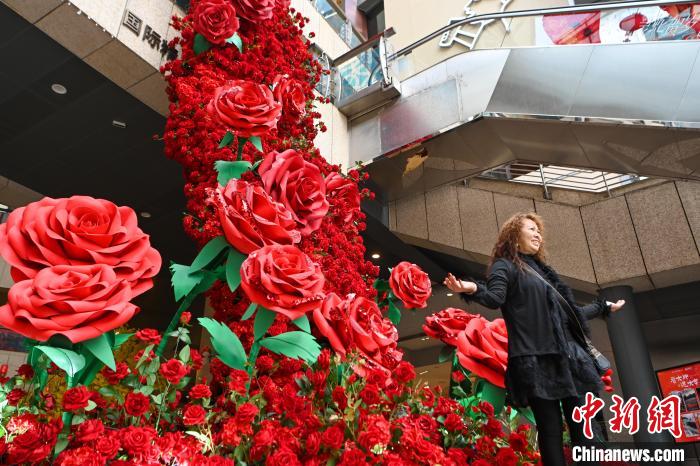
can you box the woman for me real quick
[444,212,625,466]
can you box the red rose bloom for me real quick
[273,75,307,116]
[313,293,401,377]
[231,0,275,22]
[215,179,300,254]
[485,417,504,438]
[160,359,189,384]
[479,401,495,416]
[0,196,161,295]
[240,244,325,320]
[183,404,207,425]
[6,388,25,406]
[359,384,381,406]
[325,172,361,223]
[192,0,239,45]
[394,361,416,383]
[321,425,344,450]
[135,328,161,345]
[266,446,301,466]
[120,426,155,456]
[74,419,104,443]
[94,431,121,459]
[62,386,92,411]
[443,413,465,433]
[189,383,212,399]
[124,392,150,417]
[508,431,528,453]
[389,261,431,309]
[496,447,518,466]
[56,446,104,466]
[305,431,321,456]
[456,315,508,388]
[207,80,281,137]
[0,264,139,343]
[234,402,259,426]
[258,150,330,235]
[423,307,477,346]
[102,361,130,384]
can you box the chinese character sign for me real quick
[573,393,685,440]
[656,362,700,443]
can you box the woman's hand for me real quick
[609,299,625,313]
[443,273,478,294]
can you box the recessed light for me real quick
[419,370,429,375]
[140,212,152,218]
[446,292,454,297]
[112,120,127,129]
[51,83,68,95]
[420,337,429,341]
[371,253,381,259]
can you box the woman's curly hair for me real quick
[489,212,547,272]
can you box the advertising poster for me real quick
[657,362,700,443]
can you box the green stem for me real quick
[246,342,261,394]
[237,137,247,161]
[156,297,193,357]
[155,331,182,433]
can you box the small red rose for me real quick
[183,404,207,426]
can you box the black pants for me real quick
[530,396,598,466]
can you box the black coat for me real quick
[463,254,609,359]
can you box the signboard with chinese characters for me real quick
[535,3,700,46]
[657,362,700,443]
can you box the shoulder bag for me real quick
[522,263,611,376]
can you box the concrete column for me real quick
[602,285,674,445]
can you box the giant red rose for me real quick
[231,0,276,22]
[456,315,508,388]
[313,293,401,376]
[325,172,361,223]
[0,196,161,296]
[389,261,431,309]
[192,0,240,45]
[207,80,282,137]
[215,178,300,254]
[258,150,329,235]
[422,307,477,346]
[240,244,325,320]
[0,264,139,343]
[273,75,307,117]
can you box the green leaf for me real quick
[226,32,243,52]
[214,160,252,186]
[82,334,116,371]
[292,315,311,333]
[388,299,401,326]
[373,279,389,292]
[198,317,247,371]
[249,135,263,152]
[136,344,155,369]
[254,307,276,341]
[193,33,212,55]
[225,248,246,292]
[138,386,154,396]
[34,346,85,377]
[479,379,506,415]
[241,302,257,321]
[85,400,97,412]
[113,333,133,349]
[190,236,229,272]
[218,131,234,149]
[259,331,321,364]
[438,345,455,364]
[170,263,204,301]
[179,345,191,364]
[54,437,69,455]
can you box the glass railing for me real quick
[331,29,394,102]
[312,0,363,48]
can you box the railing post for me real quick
[378,36,392,87]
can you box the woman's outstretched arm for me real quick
[444,259,510,309]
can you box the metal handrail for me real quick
[388,0,696,60]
